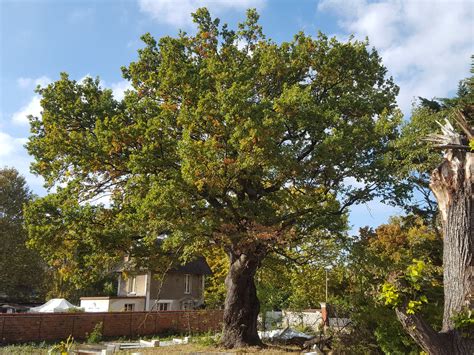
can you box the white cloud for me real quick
[17,75,52,90]
[11,96,42,126]
[79,75,132,101]
[318,0,474,114]
[110,80,133,101]
[138,0,266,26]
[236,38,248,51]
[68,7,95,24]
[0,132,27,158]
[0,130,45,194]
[35,76,52,88]
[17,77,32,89]
[343,176,366,189]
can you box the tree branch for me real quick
[395,306,451,355]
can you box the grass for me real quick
[0,336,301,354]
[116,343,301,354]
[0,342,50,354]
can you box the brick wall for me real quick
[0,310,223,344]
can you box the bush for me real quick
[86,322,103,344]
[49,335,75,354]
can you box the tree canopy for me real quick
[25,8,403,347]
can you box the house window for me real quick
[184,274,191,294]
[158,303,169,311]
[124,303,135,312]
[128,276,136,294]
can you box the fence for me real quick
[282,309,324,330]
[0,310,223,344]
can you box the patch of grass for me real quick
[116,343,300,353]
[191,331,221,346]
[0,341,50,354]
[1,334,301,354]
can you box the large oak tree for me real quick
[25,9,402,347]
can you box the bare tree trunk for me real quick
[221,247,264,348]
[435,157,473,332]
[396,117,473,354]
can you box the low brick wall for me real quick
[0,310,223,344]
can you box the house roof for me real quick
[170,257,213,275]
[117,256,213,275]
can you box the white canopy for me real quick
[29,298,79,313]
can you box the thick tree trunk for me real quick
[221,247,264,348]
[396,136,473,354]
[436,159,473,332]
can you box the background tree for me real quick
[337,216,443,354]
[256,234,346,313]
[25,8,402,347]
[202,246,228,309]
[393,73,474,223]
[382,70,473,354]
[0,167,45,302]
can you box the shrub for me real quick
[49,334,75,354]
[86,322,103,344]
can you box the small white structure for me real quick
[80,296,145,312]
[29,298,80,313]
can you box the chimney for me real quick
[320,302,329,326]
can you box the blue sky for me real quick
[1,0,473,233]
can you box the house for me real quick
[80,257,212,312]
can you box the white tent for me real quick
[29,298,79,313]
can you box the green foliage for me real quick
[380,282,400,307]
[192,331,221,346]
[86,322,103,344]
[25,8,401,329]
[452,307,474,337]
[256,255,292,312]
[374,324,420,355]
[405,259,427,288]
[102,280,116,297]
[0,167,46,302]
[392,66,474,221]
[202,246,228,309]
[380,258,437,316]
[49,335,75,354]
[256,236,347,312]
[336,215,443,353]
